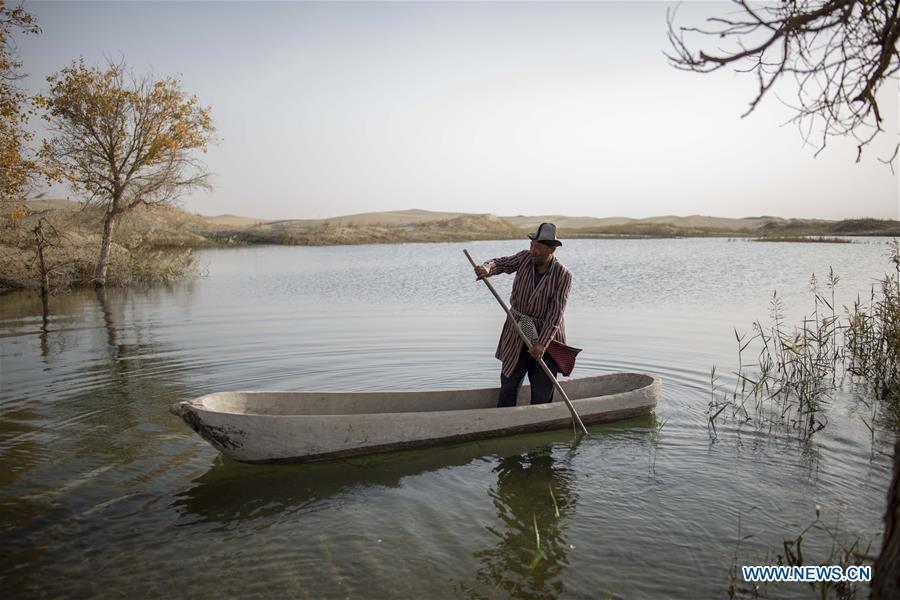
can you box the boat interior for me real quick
[191,373,656,416]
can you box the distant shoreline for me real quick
[21,199,900,249]
[4,201,897,291]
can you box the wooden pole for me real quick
[464,249,589,436]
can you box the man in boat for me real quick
[473,222,572,407]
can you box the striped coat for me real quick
[482,250,573,377]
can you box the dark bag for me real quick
[545,340,582,377]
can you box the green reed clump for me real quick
[846,240,900,428]
[708,240,900,438]
[727,507,872,600]
[710,274,841,437]
[777,507,872,600]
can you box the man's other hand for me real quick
[529,344,545,359]
[474,265,489,280]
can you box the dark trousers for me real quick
[497,345,560,408]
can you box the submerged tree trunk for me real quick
[93,211,116,287]
[873,439,900,599]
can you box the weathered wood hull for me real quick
[171,372,660,464]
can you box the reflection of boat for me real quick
[170,372,660,464]
[174,431,601,524]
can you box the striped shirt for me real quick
[482,250,573,377]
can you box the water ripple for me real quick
[0,239,893,599]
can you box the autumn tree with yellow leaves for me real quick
[0,1,41,215]
[39,58,215,286]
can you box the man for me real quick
[474,222,573,408]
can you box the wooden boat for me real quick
[170,372,660,464]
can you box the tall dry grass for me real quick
[0,207,198,291]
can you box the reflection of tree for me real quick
[94,287,118,352]
[471,448,577,600]
[90,287,197,440]
[39,291,49,360]
[0,286,201,591]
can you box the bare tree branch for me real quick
[667,0,900,163]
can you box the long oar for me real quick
[464,249,589,436]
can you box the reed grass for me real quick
[527,514,546,570]
[727,506,872,600]
[846,240,900,428]
[708,240,900,438]
[727,508,757,600]
[777,507,872,600]
[548,484,560,518]
[649,416,668,473]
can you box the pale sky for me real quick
[17,1,900,220]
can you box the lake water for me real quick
[0,238,895,599]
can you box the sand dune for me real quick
[20,200,899,244]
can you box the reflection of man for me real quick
[473,223,572,408]
[473,449,575,598]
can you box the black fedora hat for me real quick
[527,222,562,247]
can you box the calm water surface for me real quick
[0,238,895,599]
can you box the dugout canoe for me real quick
[170,372,660,464]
